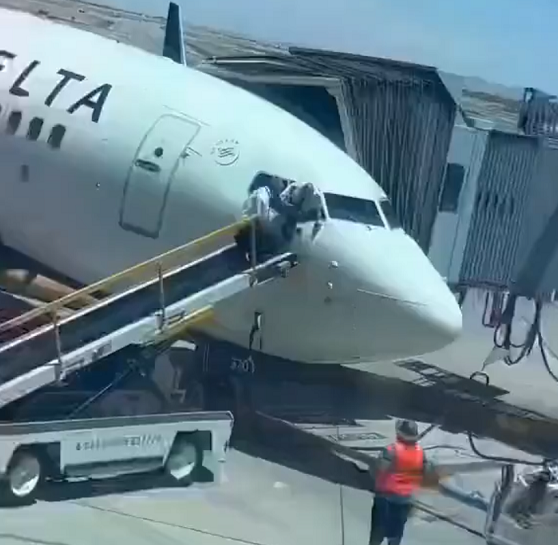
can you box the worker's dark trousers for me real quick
[369,495,412,545]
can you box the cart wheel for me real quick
[164,434,202,485]
[2,449,43,505]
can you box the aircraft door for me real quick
[119,115,200,238]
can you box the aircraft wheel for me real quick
[1,448,43,505]
[164,434,203,485]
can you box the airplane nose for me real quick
[407,277,463,351]
[371,235,463,356]
[315,223,463,361]
[353,261,462,358]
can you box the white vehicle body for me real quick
[0,6,462,365]
[0,411,233,503]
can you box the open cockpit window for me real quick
[324,193,385,227]
[248,172,326,222]
[379,198,402,229]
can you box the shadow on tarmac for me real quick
[163,338,558,492]
[220,349,558,457]
[221,353,558,492]
[4,338,558,502]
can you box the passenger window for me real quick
[6,111,22,135]
[27,117,44,141]
[324,193,384,227]
[379,199,401,229]
[47,124,66,149]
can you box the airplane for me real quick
[0,3,462,367]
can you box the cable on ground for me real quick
[465,291,557,465]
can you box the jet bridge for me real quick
[0,219,298,410]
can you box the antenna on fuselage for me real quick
[163,2,187,65]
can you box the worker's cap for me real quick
[395,419,419,442]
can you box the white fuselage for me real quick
[0,8,462,364]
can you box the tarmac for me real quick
[0,450,483,545]
[381,292,558,419]
[1,282,552,544]
[212,289,558,538]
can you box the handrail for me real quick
[0,218,253,335]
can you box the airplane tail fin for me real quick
[163,2,187,65]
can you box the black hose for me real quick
[482,291,493,327]
[470,371,490,385]
[491,295,544,366]
[465,426,543,466]
[493,294,523,352]
[491,294,558,376]
[466,364,547,466]
[463,288,551,465]
[537,328,558,383]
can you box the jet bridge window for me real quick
[324,193,385,227]
[47,124,66,150]
[439,163,465,213]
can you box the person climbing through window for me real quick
[236,174,322,263]
[235,174,286,263]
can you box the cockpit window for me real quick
[324,193,385,227]
[379,199,402,229]
[248,172,326,222]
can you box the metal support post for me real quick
[51,311,64,383]
[157,262,166,330]
[249,219,258,287]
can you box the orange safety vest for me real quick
[375,441,425,497]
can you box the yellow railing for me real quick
[0,218,253,336]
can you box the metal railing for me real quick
[0,217,255,342]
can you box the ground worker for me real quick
[369,419,439,545]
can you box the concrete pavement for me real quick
[0,450,483,545]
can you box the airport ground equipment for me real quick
[0,218,298,409]
[0,410,233,505]
[484,463,558,545]
[0,219,296,505]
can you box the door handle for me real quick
[135,159,161,173]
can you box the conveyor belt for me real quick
[0,219,298,408]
